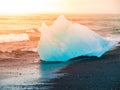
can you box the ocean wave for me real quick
[0,33,29,43]
[0,48,37,53]
[105,35,120,42]
[105,35,120,47]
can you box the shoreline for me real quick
[0,43,119,89]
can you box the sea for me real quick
[0,13,120,55]
[0,13,120,90]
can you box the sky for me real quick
[0,0,119,14]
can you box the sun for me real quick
[0,0,60,14]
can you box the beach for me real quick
[0,14,120,90]
[0,42,120,90]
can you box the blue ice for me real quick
[37,15,116,62]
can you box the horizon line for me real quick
[0,12,120,16]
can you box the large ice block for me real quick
[37,15,116,61]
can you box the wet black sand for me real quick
[0,43,120,90]
[50,45,120,90]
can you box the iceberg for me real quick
[37,15,116,62]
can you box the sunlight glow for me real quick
[0,0,119,14]
[0,0,60,14]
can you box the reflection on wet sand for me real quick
[0,57,70,90]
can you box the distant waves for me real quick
[0,34,29,43]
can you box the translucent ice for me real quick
[38,15,116,61]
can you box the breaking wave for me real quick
[0,34,29,43]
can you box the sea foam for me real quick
[0,33,29,43]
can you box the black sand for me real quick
[0,43,120,90]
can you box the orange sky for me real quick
[0,0,119,14]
